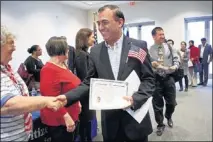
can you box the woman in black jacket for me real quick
[75,28,96,142]
[24,45,44,90]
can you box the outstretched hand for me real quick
[45,95,67,111]
[56,95,67,106]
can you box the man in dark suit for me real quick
[198,38,212,86]
[57,5,155,142]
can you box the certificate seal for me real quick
[96,96,101,103]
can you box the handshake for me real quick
[43,95,68,111]
[41,95,82,132]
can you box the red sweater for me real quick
[189,45,200,64]
[40,62,81,126]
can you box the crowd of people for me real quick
[1,4,212,142]
[166,38,212,90]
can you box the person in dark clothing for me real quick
[68,45,76,73]
[75,28,96,142]
[198,38,212,86]
[24,45,44,90]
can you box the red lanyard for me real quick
[1,65,24,95]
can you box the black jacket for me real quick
[68,45,76,73]
[24,56,44,82]
[64,36,155,140]
[75,50,96,121]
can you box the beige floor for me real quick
[93,80,212,141]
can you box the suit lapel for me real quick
[204,44,208,53]
[100,42,115,80]
[117,36,131,80]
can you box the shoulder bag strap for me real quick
[167,44,174,66]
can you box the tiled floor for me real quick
[93,80,212,141]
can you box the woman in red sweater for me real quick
[188,40,200,87]
[40,36,81,142]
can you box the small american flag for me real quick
[128,44,147,63]
[93,21,98,44]
[126,27,129,37]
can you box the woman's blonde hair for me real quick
[1,25,15,46]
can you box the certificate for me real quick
[89,78,129,110]
[125,70,153,123]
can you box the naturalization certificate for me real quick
[89,78,129,110]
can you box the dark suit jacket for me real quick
[75,50,96,121]
[198,44,212,64]
[68,45,76,73]
[64,36,155,140]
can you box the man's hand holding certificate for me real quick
[89,78,131,110]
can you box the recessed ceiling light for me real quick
[87,2,93,5]
[82,1,94,5]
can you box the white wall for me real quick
[88,1,212,49]
[1,1,88,70]
[1,1,212,70]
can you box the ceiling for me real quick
[58,1,132,10]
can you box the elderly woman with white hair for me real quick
[0,25,66,141]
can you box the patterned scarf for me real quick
[1,64,32,134]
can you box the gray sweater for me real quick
[149,43,180,76]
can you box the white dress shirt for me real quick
[105,34,123,79]
[200,44,206,58]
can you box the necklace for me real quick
[48,60,67,70]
